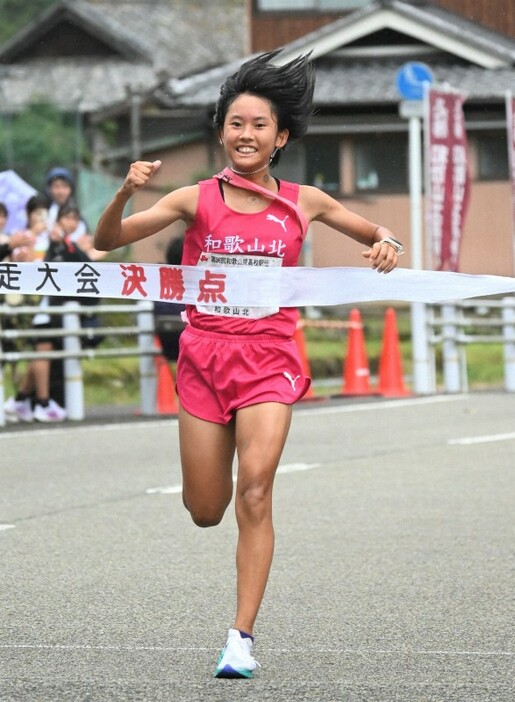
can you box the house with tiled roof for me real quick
[2,0,515,273]
[0,0,246,249]
[0,0,246,114]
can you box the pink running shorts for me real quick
[176,326,311,424]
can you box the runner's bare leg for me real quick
[179,405,236,527]
[233,402,292,634]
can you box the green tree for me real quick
[0,102,85,188]
[0,0,55,46]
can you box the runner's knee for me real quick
[188,506,227,528]
[236,479,272,522]
[183,491,231,528]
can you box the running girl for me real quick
[94,50,402,679]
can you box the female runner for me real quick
[94,50,402,679]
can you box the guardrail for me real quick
[428,296,515,393]
[2,296,514,427]
[0,300,160,426]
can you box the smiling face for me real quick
[220,93,289,174]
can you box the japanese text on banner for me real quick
[426,88,470,272]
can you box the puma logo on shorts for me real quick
[283,372,301,391]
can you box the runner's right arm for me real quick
[94,160,198,251]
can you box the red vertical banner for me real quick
[506,92,515,270]
[425,88,470,271]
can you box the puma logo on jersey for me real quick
[266,214,289,232]
[283,371,300,391]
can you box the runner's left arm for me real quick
[299,185,401,274]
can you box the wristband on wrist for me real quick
[379,236,404,255]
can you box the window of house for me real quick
[475,131,509,181]
[274,137,340,191]
[257,0,370,11]
[354,133,408,193]
[305,135,341,192]
[274,142,306,184]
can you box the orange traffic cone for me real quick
[294,322,315,400]
[377,307,410,397]
[341,308,373,395]
[154,337,179,414]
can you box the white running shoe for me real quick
[4,397,33,423]
[33,399,67,423]
[214,628,259,679]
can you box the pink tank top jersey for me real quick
[183,177,306,337]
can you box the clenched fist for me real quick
[122,160,162,194]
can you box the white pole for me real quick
[441,304,462,393]
[63,302,85,420]
[407,108,435,394]
[137,301,157,415]
[502,296,515,392]
[0,319,5,427]
[505,91,515,276]
[409,114,423,270]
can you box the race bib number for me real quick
[196,252,282,318]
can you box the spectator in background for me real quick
[44,166,105,261]
[4,201,91,423]
[0,199,42,394]
[2,202,27,260]
[0,202,33,261]
[1,201,39,262]
[45,167,86,234]
[13,193,50,261]
[153,236,186,367]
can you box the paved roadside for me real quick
[1,392,513,701]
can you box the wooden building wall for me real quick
[433,0,515,40]
[248,0,515,53]
[248,0,354,52]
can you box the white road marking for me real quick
[0,419,177,440]
[0,524,15,532]
[277,462,321,474]
[0,395,468,440]
[297,394,467,416]
[0,643,511,656]
[146,484,182,495]
[448,431,515,445]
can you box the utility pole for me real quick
[397,63,436,394]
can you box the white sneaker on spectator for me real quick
[33,400,66,423]
[4,397,33,423]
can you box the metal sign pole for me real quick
[396,61,436,395]
[402,103,435,394]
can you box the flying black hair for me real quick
[214,49,316,167]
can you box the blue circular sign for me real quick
[396,62,434,101]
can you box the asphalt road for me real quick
[1,392,514,701]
